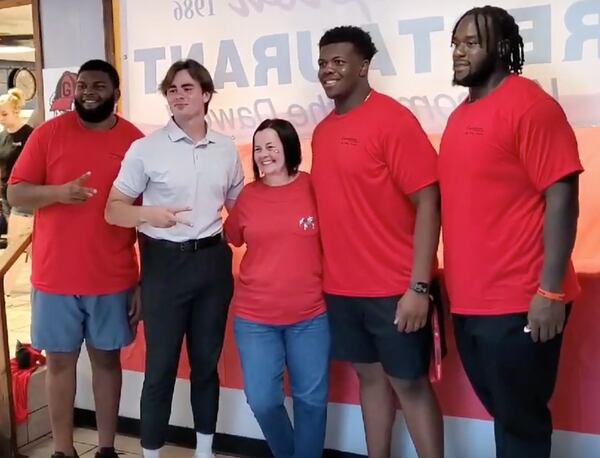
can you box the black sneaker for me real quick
[95,447,120,458]
[51,451,79,458]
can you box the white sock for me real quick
[142,448,160,458]
[195,432,214,456]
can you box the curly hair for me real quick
[319,26,378,61]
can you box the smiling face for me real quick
[165,69,211,123]
[452,14,500,88]
[318,42,368,102]
[74,70,118,123]
[253,128,288,178]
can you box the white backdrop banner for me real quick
[119,0,600,141]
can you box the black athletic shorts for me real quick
[324,280,445,380]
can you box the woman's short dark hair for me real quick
[252,119,302,180]
[159,59,216,112]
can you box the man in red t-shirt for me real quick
[440,7,583,458]
[311,26,443,458]
[8,60,143,458]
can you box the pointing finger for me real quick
[170,207,192,214]
[75,171,92,184]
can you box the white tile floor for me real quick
[18,428,236,457]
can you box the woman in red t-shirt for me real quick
[224,119,329,458]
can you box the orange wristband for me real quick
[537,288,565,301]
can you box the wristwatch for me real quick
[409,281,430,295]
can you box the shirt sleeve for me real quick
[226,149,245,202]
[223,189,245,247]
[382,110,438,195]
[517,98,583,191]
[113,140,148,199]
[8,125,47,185]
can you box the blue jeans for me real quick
[234,313,330,458]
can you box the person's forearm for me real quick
[105,200,146,228]
[411,188,441,283]
[7,182,61,210]
[540,178,579,292]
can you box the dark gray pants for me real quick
[454,308,570,458]
[139,236,233,450]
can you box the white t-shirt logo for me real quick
[299,216,316,231]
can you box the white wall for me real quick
[40,0,106,69]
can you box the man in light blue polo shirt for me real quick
[105,59,244,458]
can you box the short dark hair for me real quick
[319,26,378,61]
[160,59,216,111]
[252,119,302,180]
[78,59,120,89]
[452,6,525,74]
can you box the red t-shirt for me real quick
[224,172,326,325]
[9,112,143,295]
[439,75,583,315]
[311,91,439,297]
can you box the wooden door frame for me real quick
[102,0,116,66]
[31,0,45,124]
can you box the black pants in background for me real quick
[139,236,233,450]
[453,309,570,458]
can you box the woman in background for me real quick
[0,88,34,294]
[0,88,34,241]
[225,119,330,458]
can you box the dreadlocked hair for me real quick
[452,6,525,74]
